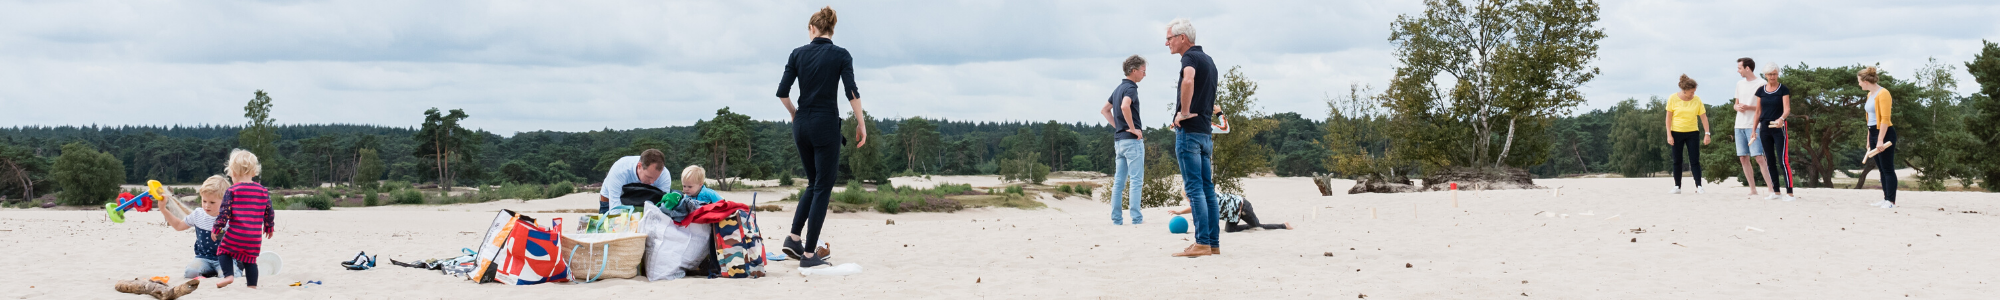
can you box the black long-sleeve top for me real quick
[777,37,859,147]
[777,37,859,116]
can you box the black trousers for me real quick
[1224,200,1286,232]
[217,255,259,287]
[1758,123,1794,194]
[1669,131,1704,187]
[1869,126,1898,203]
[790,114,843,250]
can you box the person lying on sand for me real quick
[1168,191,1292,233]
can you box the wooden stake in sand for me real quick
[1371,207,1378,219]
[1451,182,1459,208]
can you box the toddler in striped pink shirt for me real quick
[212,149,274,289]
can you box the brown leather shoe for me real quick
[1212,246,1220,255]
[1172,244,1216,257]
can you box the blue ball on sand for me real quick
[1169,216,1189,234]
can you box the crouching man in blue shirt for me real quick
[598,149,671,214]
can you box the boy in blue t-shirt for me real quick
[677,165,723,206]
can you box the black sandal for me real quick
[340,252,376,271]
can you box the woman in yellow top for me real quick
[1858,67,1897,208]
[1665,75,1713,194]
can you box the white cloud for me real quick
[1,0,1994,134]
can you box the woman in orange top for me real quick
[1857,67,1897,208]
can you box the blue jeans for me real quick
[1175,131,1219,247]
[1110,139,1145,224]
[184,258,237,279]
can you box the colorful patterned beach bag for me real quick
[471,210,571,285]
[710,210,766,278]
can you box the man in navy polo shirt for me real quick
[1164,17,1221,258]
[1101,55,1147,225]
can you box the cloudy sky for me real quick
[3,0,1995,135]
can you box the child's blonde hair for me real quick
[226,149,261,178]
[681,165,706,186]
[198,175,231,199]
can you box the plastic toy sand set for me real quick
[106,180,173,223]
[108,179,286,277]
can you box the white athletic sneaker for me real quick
[1696,186,1705,194]
[1870,200,1890,207]
[1764,194,1780,200]
[1782,195,1797,202]
[1668,187,1680,194]
[1881,202,1896,209]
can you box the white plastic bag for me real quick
[641,201,684,281]
[641,201,713,281]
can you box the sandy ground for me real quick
[7,175,2000,299]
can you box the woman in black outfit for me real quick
[776,6,865,268]
[1754,66,1798,201]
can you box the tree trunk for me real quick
[1803,126,1840,187]
[1493,116,1518,168]
[1852,161,1876,189]
[434,136,444,189]
[1571,134,1590,174]
[442,150,453,191]
[716,144,724,191]
[3,159,31,201]
[1472,92,1496,166]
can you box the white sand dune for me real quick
[6,176,1999,298]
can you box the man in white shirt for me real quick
[598,149,671,213]
[1731,58,1772,197]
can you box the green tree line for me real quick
[4,2,1996,207]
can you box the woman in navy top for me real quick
[1754,66,1797,200]
[774,6,864,268]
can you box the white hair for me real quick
[1167,18,1196,44]
[1760,65,1780,75]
